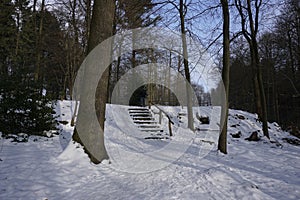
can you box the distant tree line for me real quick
[229,0,300,128]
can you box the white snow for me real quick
[0,100,299,199]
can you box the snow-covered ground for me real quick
[0,100,299,199]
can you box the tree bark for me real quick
[218,0,230,154]
[73,0,116,164]
[179,0,194,131]
[235,0,269,138]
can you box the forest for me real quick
[1,1,300,199]
[0,0,299,152]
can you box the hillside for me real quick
[0,101,299,200]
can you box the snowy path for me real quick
[0,138,300,199]
[0,101,300,199]
[1,136,299,199]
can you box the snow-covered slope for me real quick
[0,101,299,199]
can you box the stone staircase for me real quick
[128,107,169,139]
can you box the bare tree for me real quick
[218,0,230,154]
[235,0,269,138]
[164,0,195,130]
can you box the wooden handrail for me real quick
[150,103,174,136]
[150,104,174,124]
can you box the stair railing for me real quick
[150,103,174,137]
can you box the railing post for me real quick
[152,104,174,137]
[159,110,162,124]
[168,120,172,136]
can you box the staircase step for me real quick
[130,114,152,117]
[130,113,151,116]
[130,113,152,117]
[137,124,161,128]
[144,136,170,140]
[132,117,154,120]
[133,121,157,124]
[128,108,148,111]
[140,128,164,132]
[128,107,165,135]
[129,110,151,113]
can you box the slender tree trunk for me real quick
[115,50,121,100]
[272,69,280,123]
[235,0,269,138]
[179,0,194,131]
[15,12,20,57]
[252,36,269,138]
[253,73,262,117]
[218,0,230,154]
[71,0,79,88]
[84,0,92,53]
[71,100,78,127]
[257,61,269,138]
[287,30,296,81]
[33,0,37,12]
[34,0,45,82]
[168,51,171,105]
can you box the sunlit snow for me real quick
[0,101,299,199]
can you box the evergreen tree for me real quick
[0,0,56,137]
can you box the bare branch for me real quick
[205,33,223,52]
[186,4,221,21]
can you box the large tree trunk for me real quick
[179,0,194,131]
[73,0,116,164]
[218,0,230,154]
